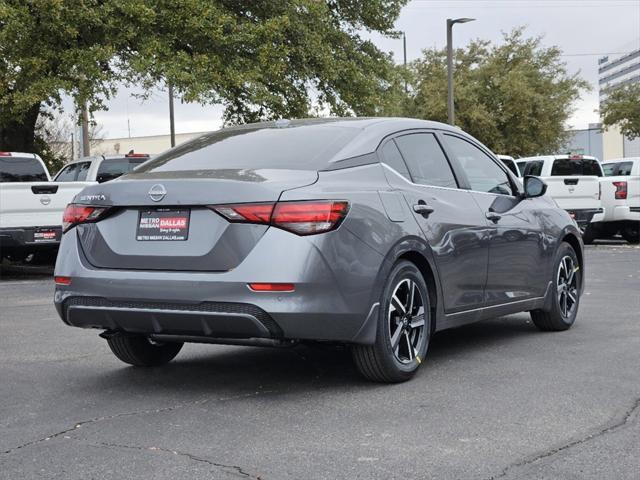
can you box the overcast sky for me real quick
[64,0,640,139]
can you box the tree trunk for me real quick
[0,103,41,153]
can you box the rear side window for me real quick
[0,157,48,182]
[394,133,457,188]
[523,161,543,177]
[603,162,633,176]
[380,141,411,181]
[137,124,360,173]
[97,158,147,182]
[551,158,602,176]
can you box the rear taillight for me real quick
[211,200,349,236]
[613,181,628,200]
[54,276,72,285]
[62,204,109,232]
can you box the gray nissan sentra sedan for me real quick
[54,118,584,383]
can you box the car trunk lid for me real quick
[74,169,318,271]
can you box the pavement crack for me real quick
[1,390,276,457]
[487,396,640,479]
[91,441,262,479]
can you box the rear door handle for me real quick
[486,211,501,223]
[413,203,434,216]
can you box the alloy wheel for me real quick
[557,255,578,319]
[387,278,427,364]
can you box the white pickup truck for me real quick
[587,157,640,244]
[52,152,150,184]
[516,155,605,242]
[0,152,93,261]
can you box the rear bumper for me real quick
[54,226,384,344]
[0,226,61,254]
[600,205,640,223]
[60,296,283,339]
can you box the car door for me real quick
[440,133,548,305]
[379,132,489,313]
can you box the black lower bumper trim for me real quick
[62,297,284,339]
[566,208,603,226]
[0,226,61,251]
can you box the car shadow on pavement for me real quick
[75,314,541,396]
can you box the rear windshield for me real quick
[97,157,148,182]
[135,124,360,173]
[551,158,602,177]
[0,157,48,182]
[603,161,633,176]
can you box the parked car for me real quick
[54,118,584,383]
[497,155,521,177]
[516,154,605,241]
[54,153,151,184]
[0,152,91,261]
[586,157,640,244]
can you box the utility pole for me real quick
[81,105,90,157]
[168,83,176,148]
[447,18,475,126]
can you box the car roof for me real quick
[200,117,467,164]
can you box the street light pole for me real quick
[446,17,475,126]
[168,83,176,148]
[403,32,408,93]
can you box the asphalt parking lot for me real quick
[1,244,639,479]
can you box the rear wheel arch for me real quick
[355,238,442,345]
[561,232,583,273]
[397,250,438,334]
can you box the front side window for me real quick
[444,135,513,196]
[394,133,458,188]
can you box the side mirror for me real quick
[523,175,547,198]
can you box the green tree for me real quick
[601,83,640,140]
[405,29,589,156]
[0,0,407,153]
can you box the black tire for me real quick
[352,260,431,383]
[106,334,183,366]
[581,224,596,245]
[530,242,581,331]
[621,223,640,244]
